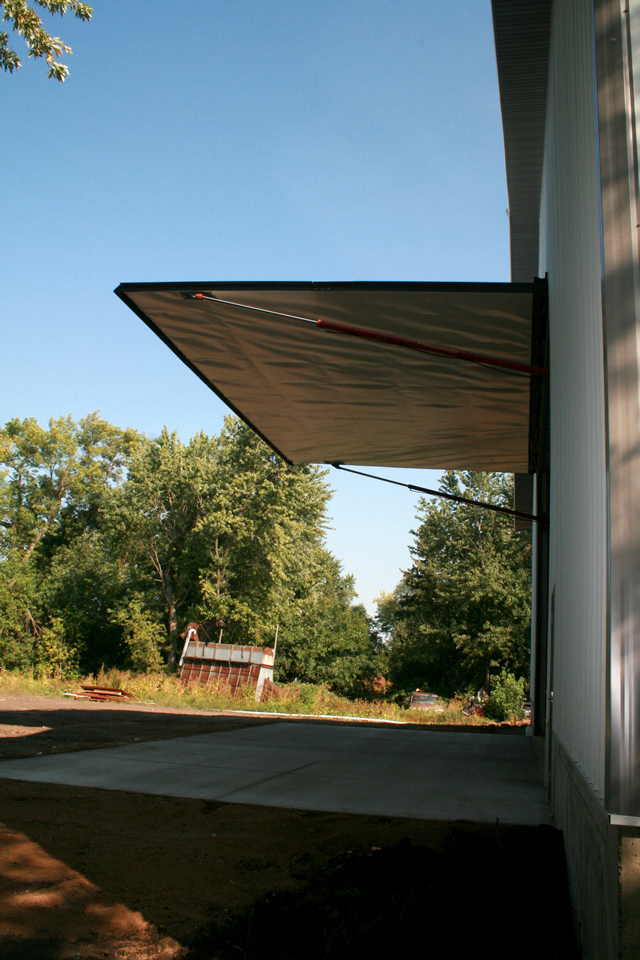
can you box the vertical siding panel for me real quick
[539,0,607,800]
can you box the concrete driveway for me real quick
[0,720,550,825]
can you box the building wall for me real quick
[538,0,608,802]
[551,733,620,959]
[594,0,640,818]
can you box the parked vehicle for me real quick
[407,690,443,711]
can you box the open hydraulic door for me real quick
[115,281,537,473]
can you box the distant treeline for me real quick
[0,415,531,698]
[0,414,378,692]
[374,472,532,697]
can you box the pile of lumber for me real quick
[65,685,134,703]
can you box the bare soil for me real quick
[0,695,277,760]
[0,696,577,960]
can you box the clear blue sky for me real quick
[1,0,510,613]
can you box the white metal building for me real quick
[116,2,640,954]
[494,2,640,955]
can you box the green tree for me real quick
[379,471,531,698]
[273,551,381,695]
[0,551,39,668]
[110,596,166,673]
[104,416,379,686]
[0,413,137,563]
[197,418,333,642]
[0,414,138,670]
[484,668,527,722]
[0,412,381,690]
[104,427,218,669]
[1,0,92,80]
[38,530,127,672]
[104,417,356,670]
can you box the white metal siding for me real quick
[628,1,640,188]
[539,0,607,801]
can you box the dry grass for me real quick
[0,668,498,725]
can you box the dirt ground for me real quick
[0,695,280,761]
[0,697,578,960]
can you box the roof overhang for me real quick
[492,0,552,282]
[115,281,535,472]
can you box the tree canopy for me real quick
[375,471,531,699]
[0,418,532,701]
[0,413,381,693]
[1,1,92,81]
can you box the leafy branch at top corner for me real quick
[1,1,93,82]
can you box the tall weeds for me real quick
[0,668,501,725]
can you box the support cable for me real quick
[330,463,540,524]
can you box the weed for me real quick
[0,668,526,726]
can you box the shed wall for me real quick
[538,0,608,801]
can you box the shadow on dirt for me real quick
[0,701,270,759]
[0,696,525,762]
[187,827,579,960]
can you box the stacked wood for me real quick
[65,686,134,703]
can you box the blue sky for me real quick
[1,0,510,612]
